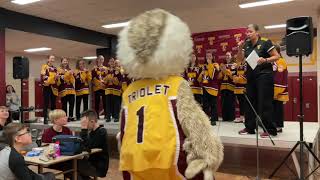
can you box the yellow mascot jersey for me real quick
[120,75,185,173]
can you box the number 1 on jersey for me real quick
[136,106,145,143]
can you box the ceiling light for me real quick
[239,0,294,8]
[83,56,97,60]
[102,22,129,29]
[24,47,51,52]
[264,24,287,29]
[11,0,41,5]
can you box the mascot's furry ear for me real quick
[117,9,193,79]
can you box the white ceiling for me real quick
[1,0,319,35]
[1,0,320,57]
[5,29,103,58]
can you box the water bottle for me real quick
[54,141,61,157]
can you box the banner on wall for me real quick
[192,28,247,64]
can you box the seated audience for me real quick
[41,109,72,143]
[0,106,9,142]
[0,123,55,180]
[79,109,109,179]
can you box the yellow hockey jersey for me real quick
[119,75,185,172]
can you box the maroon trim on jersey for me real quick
[201,65,220,89]
[74,71,90,91]
[120,109,126,143]
[41,64,58,86]
[121,109,131,180]
[170,99,204,180]
[112,70,123,90]
[185,66,202,88]
[122,171,131,180]
[221,63,236,85]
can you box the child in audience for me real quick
[0,106,9,142]
[79,109,109,179]
[41,109,72,143]
[0,123,55,180]
[0,106,9,129]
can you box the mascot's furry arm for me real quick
[177,80,224,180]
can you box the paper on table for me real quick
[246,50,259,69]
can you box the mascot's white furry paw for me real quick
[203,167,214,180]
[186,151,196,164]
[183,138,192,153]
[185,159,214,180]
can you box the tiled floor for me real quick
[98,159,265,180]
[93,145,320,180]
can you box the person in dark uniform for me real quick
[40,55,59,124]
[237,24,280,138]
[104,58,116,122]
[200,52,220,126]
[110,59,122,122]
[220,52,237,122]
[183,53,203,105]
[233,61,247,123]
[91,55,108,119]
[272,45,289,133]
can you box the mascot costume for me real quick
[117,9,224,180]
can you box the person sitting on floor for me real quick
[41,109,72,143]
[0,123,55,180]
[79,109,109,179]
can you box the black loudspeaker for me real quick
[286,16,313,56]
[13,56,29,79]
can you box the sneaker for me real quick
[234,118,244,123]
[260,132,277,138]
[238,128,255,135]
[277,128,283,133]
[105,118,111,122]
[211,121,216,126]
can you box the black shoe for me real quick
[211,121,216,126]
[277,128,283,133]
[106,118,111,122]
[114,118,119,122]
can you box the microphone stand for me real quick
[243,92,275,180]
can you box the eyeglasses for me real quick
[16,128,30,136]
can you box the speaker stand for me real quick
[19,79,24,123]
